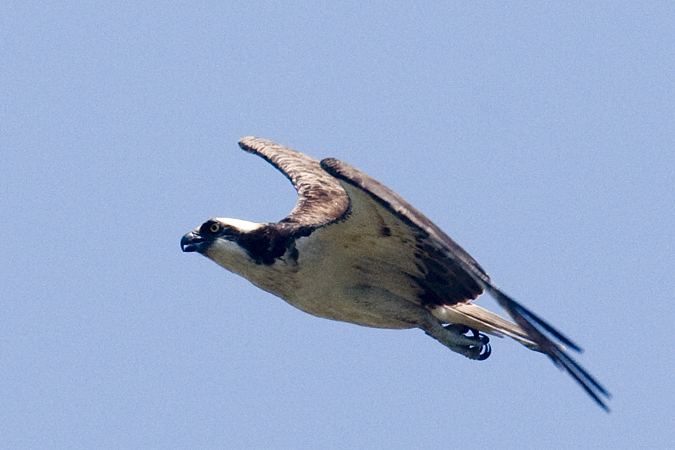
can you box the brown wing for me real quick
[321,156,611,411]
[238,137,349,227]
[320,156,488,305]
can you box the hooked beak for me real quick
[180,231,208,253]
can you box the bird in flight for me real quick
[181,137,610,411]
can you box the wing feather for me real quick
[238,137,349,227]
[321,156,611,411]
[321,156,487,304]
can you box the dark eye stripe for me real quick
[200,220,237,237]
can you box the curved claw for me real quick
[425,322,491,361]
[464,328,491,361]
[475,342,491,360]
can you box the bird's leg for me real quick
[422,320,491,361]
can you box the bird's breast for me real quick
[273,236,427,329]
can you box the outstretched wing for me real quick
[320,156,488,306]
[239,137,349,228]
[321,156,611,411]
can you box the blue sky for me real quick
[2,1,673,448]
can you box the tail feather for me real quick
[432,302,539,349]
[482,282,611,412]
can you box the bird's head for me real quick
[181,218,297,296]
[181,218,265,268]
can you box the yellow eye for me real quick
[209,223,220,233]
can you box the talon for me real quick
[477,343,491,360]
[427,322,492,361]
[465,329,491,360]
[468,328,489,345]
[465,341,491,360]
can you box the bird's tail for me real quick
[432,302,540,350]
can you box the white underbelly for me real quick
[279,252,427,329]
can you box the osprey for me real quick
[181,137,610,411]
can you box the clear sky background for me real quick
[2,1,673,449]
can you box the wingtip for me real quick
[238,136,259,151]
